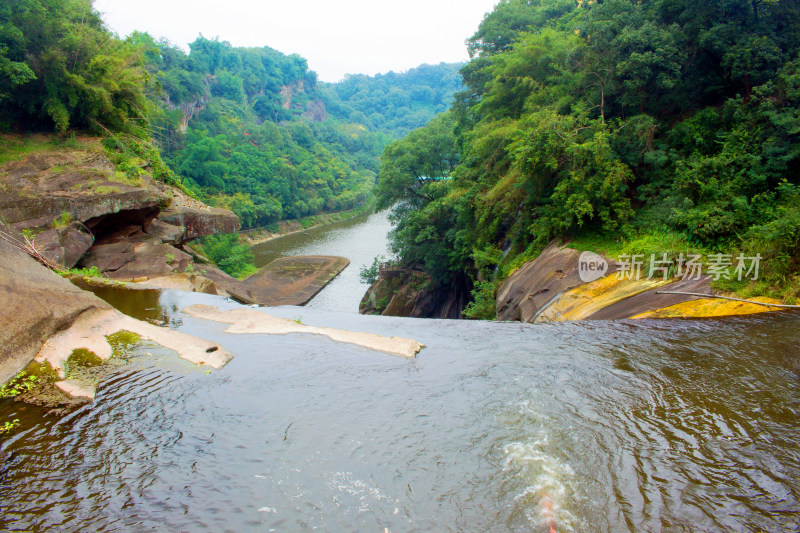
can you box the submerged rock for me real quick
[228,255,349,306]
[54,379,96,401]
[35,308,233,378]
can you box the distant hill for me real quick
[322,63,464,138]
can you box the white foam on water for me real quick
[326,471,398,513]
[502,402,584,532]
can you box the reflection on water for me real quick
[1,290,799,532]
[69,277,165,323]
[251,210,392,312]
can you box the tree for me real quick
[376,113,459,210]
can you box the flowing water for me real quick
[251,211,393,313]
[1,216,800,532]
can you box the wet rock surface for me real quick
[0,237,111,384]
[495,241,614,322]
[494,240,779,321]
[227,255,350,306]
[360,269,468,319]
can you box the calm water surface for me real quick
[251,211,392,313]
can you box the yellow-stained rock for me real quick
[631,296,785,319]
[535,274,673,322]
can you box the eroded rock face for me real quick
[155,185,239,243]
[34,222,94,268]
[143,217,184,244]
[81,242,135,272]
[0,152,168,231]
[359,270,468,319]
[495,240,729,322]
[0,236,111,384]
[495,241,586,322]
[82,232,192,281]
[0,151,239,277]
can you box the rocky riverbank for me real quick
[496,241,786,322]
[0,145,244,396]
[359,268,470,319]
[359,241,789,321]
[0,146,404,398]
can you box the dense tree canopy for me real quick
[321,63,463,138]
[0,1,465,231]
[0,0,151,135]
[380,0,800,308]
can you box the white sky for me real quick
[94,0,499,82]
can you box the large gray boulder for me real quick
[0,234,111,384]
[495,241,585,322]
[34,222,94,268]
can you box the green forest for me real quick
[321,63,463,138]
[377,0,800,314]
[0,0,462,229]
[3,0,799,309]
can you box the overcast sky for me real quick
[94,0,499,82]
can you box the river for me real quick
[251,210,393,313]
[1,217,799,532]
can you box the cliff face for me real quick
[165,78,211,132]
[279,80,327,122]
[359,269,469,319]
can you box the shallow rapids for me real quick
[1,291,798,531]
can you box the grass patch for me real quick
[0,133,98,166]
[57,266,104,278]
[110,169,144,187]
[51,211,73,229]
[92,185,120,195]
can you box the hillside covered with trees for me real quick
[0,0,463,230]
[377,0,800,316]
[321,63,463,138]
